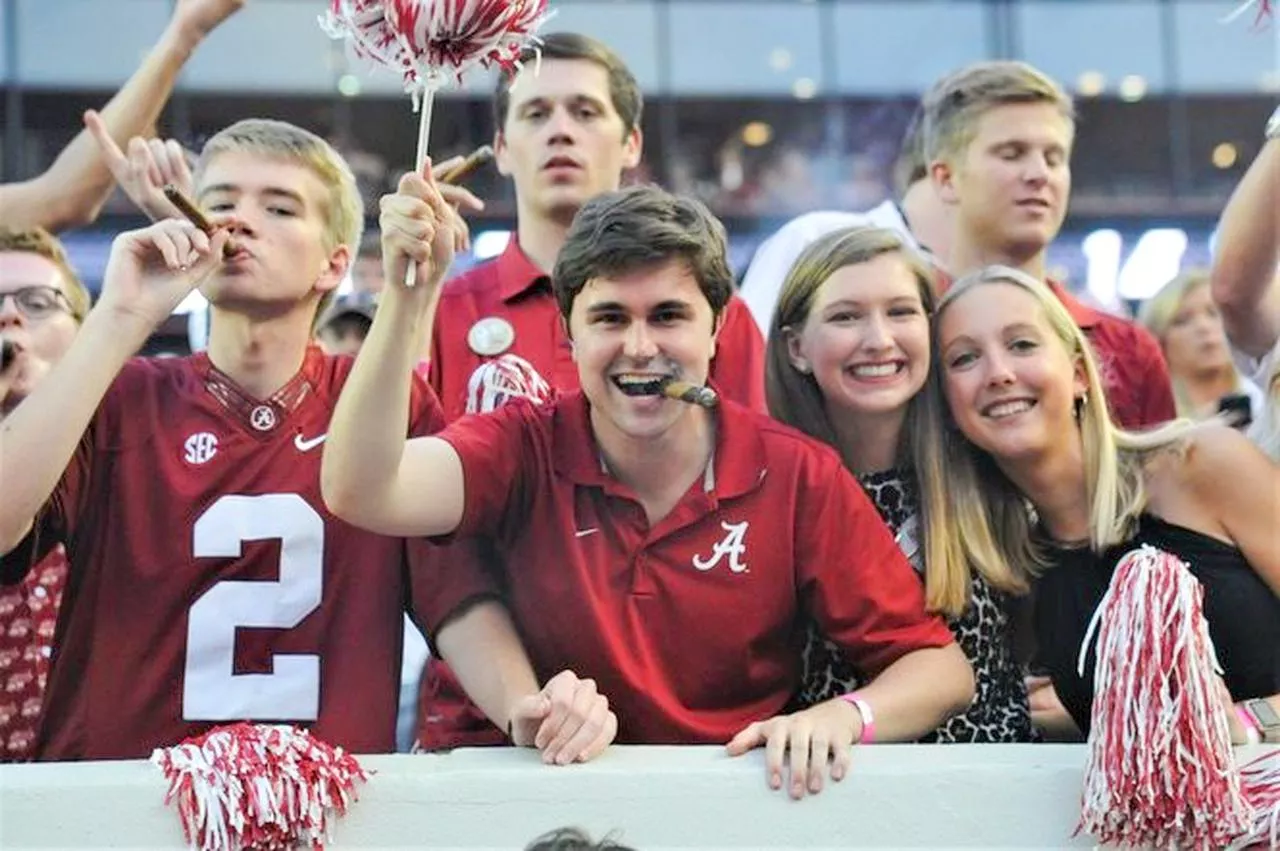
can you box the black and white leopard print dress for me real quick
[797,469,1032,743]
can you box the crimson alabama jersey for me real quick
[0,347,442,760]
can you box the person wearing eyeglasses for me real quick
[0,227,89,761]
[0,229,89,416]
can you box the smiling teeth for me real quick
[987,400,1033,418]
[852,364,900,378]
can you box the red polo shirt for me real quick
[1047,282,1176,430]
[415,392,954,745]
[427,238,767,421]
[415,237,767,748]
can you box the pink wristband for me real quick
[840,692,875,744]
[1236,705,1262,745]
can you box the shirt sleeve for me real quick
[1131,325,1177,428]
[407,369,448,437]
[405,535,505,644]
[709,296,767,413]
[432,400,538,543]
[797,462,955,677]
[1233,338,1280,389]
[0,420,95,586]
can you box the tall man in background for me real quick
[414,32,768,750]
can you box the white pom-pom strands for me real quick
[1076,545,1277,850]
[151,723,369,851]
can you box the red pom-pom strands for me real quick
[1075,546,1277,850]
[1222,0,1274,26]
[1240,751,1280,849]
[322,0,550,287]
[465,353,554,414]
[322,0,550,100]
[151,723,370,851]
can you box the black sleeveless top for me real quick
[1034,514,1280,734]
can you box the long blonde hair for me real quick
[1138,269,1251,417]
[930,266,1196,579]
[766,226,1013,616]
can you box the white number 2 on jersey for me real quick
[183,494,323,721]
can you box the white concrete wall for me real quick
[1,744,1276,849]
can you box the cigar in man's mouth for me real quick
[615,375,719,409]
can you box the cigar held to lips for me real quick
[0,338,16,372]
[163,185,239,258]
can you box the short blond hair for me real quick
[196,119,362,323]
[0,226,90,322]
[923,61,1075,165]
[196,119,363,256]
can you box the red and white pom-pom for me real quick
[323,0,550,97]
[1222,0,1273,25]
[151,723,370,851]
[1076,546,1254,850]
[1239,750,1280,849]
[465,353,554,414]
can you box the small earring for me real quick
[795,363,811,375]
[1074,393,1089,418]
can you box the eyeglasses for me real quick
[0,286,75,321]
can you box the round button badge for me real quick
[467,317,516,357]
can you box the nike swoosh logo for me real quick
[294,433,327,452]
[574,528,599,538]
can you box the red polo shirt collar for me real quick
[1046,279,1103,330]
[549,389,768,501]
[495,236,551,303]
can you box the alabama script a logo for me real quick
[692,520,749,574]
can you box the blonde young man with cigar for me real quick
[323,180,973,796]
[0,120,610,760]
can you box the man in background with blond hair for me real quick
[0,119,448,759]
[413,31,769,752]
[0,228,90,760]
[926,60,1175,430]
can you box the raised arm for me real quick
[0,0,245,231]
[320,163,467,537]
[0,221,227,553]
[1210,126,1280,359]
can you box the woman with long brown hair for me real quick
[767,226,1031,742]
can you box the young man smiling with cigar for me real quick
[413,30,768,752]
[323,181,974,796]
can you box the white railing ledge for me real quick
[2,743,1276,849]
